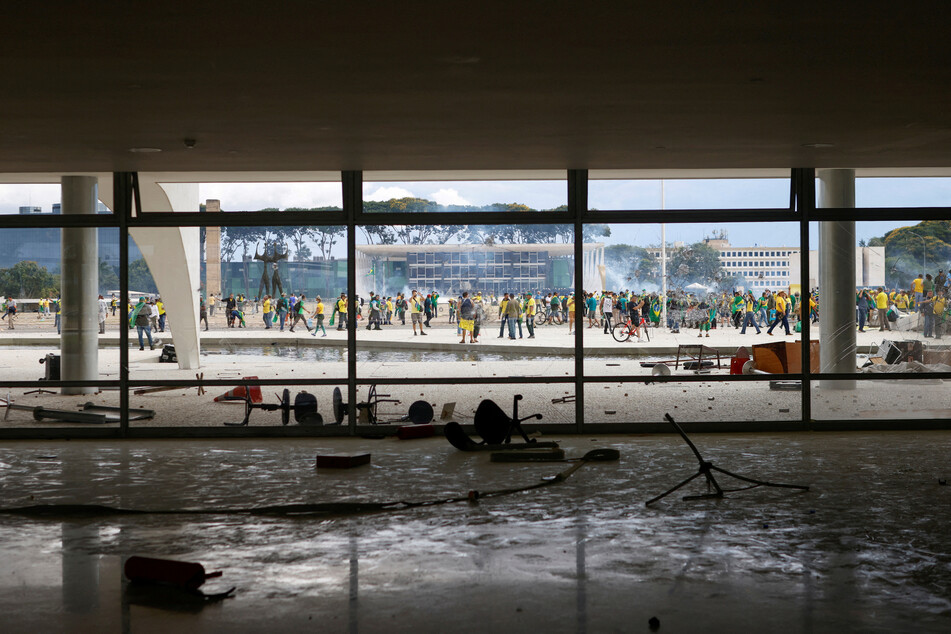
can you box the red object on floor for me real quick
[315,453,371,469]
[214,376,263,403]
[397,424,436,440]
[124,556,221,590]
[730,357,746,375]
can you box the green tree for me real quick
[99,259,120,292]
[666,242,724,287]
[0,261,60,298]
[313,225,346,260]
[603,244,657,287]
[128,258,158,294]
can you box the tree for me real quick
[128,258,158,294]
[666,242,724,287]
[0,261,59,298]
[359,225,396,245]
[99,259,120,292]
[294,244,313,261]
[603,244,657,288]
[313,225,346,260]
[221,225,262,262]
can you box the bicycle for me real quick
[534,307,563,326]
[611,315,650,342]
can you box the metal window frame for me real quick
[1,168,950,437]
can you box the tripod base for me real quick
[646,414,809,505]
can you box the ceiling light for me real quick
[801,143,835,148]
[129,147,162,153]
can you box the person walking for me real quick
[199,296,209,331]
[98,294,107,334]
[497,292,510,338]
[336,293,348,330]
[767,291,791,335]
[310,296,327,336]
[601,292,614,334]
[423,293,434,327]
[503,290,522,339]
[524,292,536,339]
[130,296,154,350]
[156,297,167,332]
[262,295,273,329]
[226,294,237,327]
[739,292,761,335]
[289,294,311,333]
[458,292,476,343]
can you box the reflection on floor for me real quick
[1,433,949,632]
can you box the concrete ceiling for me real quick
[2,2,951,174]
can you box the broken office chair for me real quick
[445,394,555,452]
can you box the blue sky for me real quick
[3,177,949,252]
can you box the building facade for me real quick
[355,243,604,297]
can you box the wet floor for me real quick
[0,432,949,632]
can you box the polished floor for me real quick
[0,432,949,633]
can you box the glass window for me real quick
[362,172,567,213]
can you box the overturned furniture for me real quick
[445,394,555,452]
[224,389,322,426]
[331,385,434,426]
[646,413,809,505]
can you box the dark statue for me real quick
[254,242,289,298]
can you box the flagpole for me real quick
[660,180,667,330]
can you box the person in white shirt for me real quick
[601,292,614,334]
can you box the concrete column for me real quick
[60,176,99,394]
[128,180,202,369]
[818,169,856,389]
[204,199,222,298]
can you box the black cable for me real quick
[0,449,620,519]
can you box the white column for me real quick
[818,169,856,389]
[60,176,99,394]
[128,181,202,369]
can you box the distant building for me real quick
[18,206,41,214]
[643,238,884,291]
[355,243,604,297]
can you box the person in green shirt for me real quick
[730,292,745,328]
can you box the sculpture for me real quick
[254,242,289,298]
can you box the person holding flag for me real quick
[129,296,154,350]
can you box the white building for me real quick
[645,238,885,292]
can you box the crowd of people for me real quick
[5,269,951,345]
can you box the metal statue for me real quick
[254,242,289,298]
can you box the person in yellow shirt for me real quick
[896,292,909,310]
[310,296,327,336]
[262,295,273,329]
[156,298,167,332]
[766,291,791,335]
[335,293,348,330]
[497,293,510,338]
[567,294,576,334]
[524,292,536,339]
[875,287,891,331]
[912,274,924,310]
[208,293,216,317]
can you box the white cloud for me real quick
[199,182,342,211]
[0,184,62,214]
[429,187,470,207]
[364,186,415,201]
